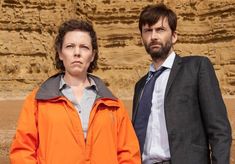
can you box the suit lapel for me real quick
[133,55,182,121]
[132,75,147,122]
[165,55,182,97]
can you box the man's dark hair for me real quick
[139,4,177,33]
[54,19,98,73]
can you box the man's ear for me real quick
[172,31,177,44]
[140,34,144,45]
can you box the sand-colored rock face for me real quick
[0,0,235,99]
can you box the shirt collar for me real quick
[149,51,176,72]
[59,75,97,91]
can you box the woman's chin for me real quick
[64,66,89,76]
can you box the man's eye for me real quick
[144,29,151,33]
[157,28,165,32]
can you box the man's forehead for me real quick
[143,17,169,28]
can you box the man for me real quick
[132,4,232,164]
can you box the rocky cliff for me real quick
[0,0,235,99]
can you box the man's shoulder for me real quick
[180,55,209,62]
[176,55,213,72]
[180,54,207,59]
[178,55,211,66]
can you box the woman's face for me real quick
[59,30,94,77]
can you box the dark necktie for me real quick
[134,66,167,154]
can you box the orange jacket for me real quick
[10,74,141,164]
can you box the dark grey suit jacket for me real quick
[132,55,232,164]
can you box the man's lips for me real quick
[150,44,161,48]
[150,42,162,47]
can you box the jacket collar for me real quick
[165,54,182,97]
[36,72,116,100]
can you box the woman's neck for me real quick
[63,72,90,88]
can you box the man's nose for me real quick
[151,30,159,40]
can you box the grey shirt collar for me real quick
[59,75,97,91]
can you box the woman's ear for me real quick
[91,50,96,62]
[58,51,63,61]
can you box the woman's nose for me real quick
[74,47,81,57]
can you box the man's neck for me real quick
[152,49,174,69]
[152,59,165,70]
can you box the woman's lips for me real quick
[72,61,82,64]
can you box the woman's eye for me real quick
[66,45,74,48]
[81,45,89,49]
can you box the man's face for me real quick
[141,17,177,60]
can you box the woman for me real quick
[10,19,140,164]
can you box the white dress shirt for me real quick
[142,52,176,164]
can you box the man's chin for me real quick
[150,53,161,59]
[150,52,168,60]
